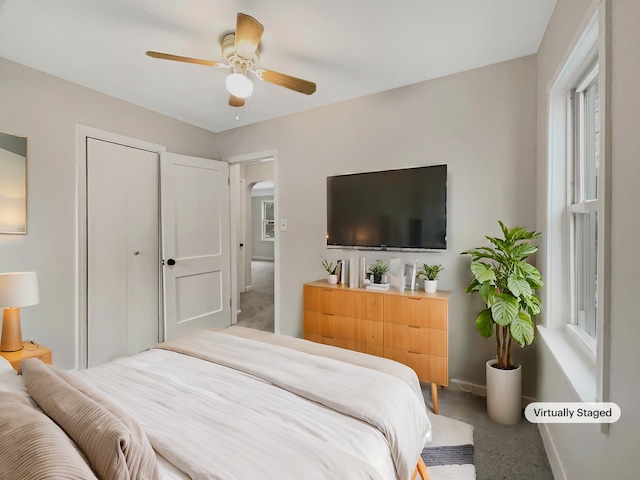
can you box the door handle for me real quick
[167,259,176,266]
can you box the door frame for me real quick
[75,125,166,370]
[225,149,279,333]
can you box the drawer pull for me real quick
[408,350,422,355]
[408,297,421,301]
[407,325,420,329]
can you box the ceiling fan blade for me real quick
[229,95,245,107]
[235,13,264,60]
[146,51,222,67]
[256,69,316,95]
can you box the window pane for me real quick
[264,223,275,239]
[573,210,597,339]
[584,80,599,201]
[264,201,274,221]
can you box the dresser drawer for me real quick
[384,295,447,329]
[383,347,448,386]
[304,311,335,337]
[334,290,383,321]
[334,316,383,346]
[303,285,336,314]
[383,323,447,357]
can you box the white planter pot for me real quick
[424,280,438,293]
[486,359,522,424]
[327,274,338,285]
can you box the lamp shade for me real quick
[225,73,254,98]
[0,272,39,308]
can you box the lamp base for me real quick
[1,307,24,352]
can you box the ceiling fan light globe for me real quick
[226,73,254,98]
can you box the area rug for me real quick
[422,411,476,480]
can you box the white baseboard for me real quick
[539,423,567,480]
[252,256,274,261]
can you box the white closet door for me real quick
[161,152,231,340]
[87,138,159,368]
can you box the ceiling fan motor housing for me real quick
[221,33,260,69]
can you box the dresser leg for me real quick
[430,383,439,414]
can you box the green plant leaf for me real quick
[510,312,535,346]
[522,295,542,315]
[512,243,538,259]
[491,293,519,326]
[461,247,497,262]
[476,308,494,338]
[509,225,541,242]
[470,261,496,283]
[526,276,544,289]
[465,279,481,294]
[479,282,496,305]
[507,274,532,298]
[486,236,509,253]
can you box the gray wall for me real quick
[535,0,640,477]
[0,56,219,370]
[216,55,539,396]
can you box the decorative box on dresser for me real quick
[303,280,450,413]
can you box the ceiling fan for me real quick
[146,13,317,108]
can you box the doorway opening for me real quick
[236,181,274,331]
[228,152,277,333]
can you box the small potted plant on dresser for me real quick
[321,258,338,284]
[367,259,389,284]
[461,221,543,425]
[416,264,443,293]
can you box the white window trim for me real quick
[543,4,610,419]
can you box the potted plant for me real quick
[321,258,338,284]
[416,264,443,293]
[461,221,543,424]
[367,259,389,284]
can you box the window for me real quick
[261,200,274,241]
[568,64,600,349]
[541,11,609,403]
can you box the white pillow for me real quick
[0,356,13,371]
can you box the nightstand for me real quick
[0,342,52,371]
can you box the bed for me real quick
[0,326,431,480]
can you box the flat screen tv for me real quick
[327,164,447,251]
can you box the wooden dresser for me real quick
[303,280,450,413]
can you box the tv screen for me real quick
[326,165,447,250]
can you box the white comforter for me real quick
[77,330,430,480]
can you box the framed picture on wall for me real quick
[0,132,27,234]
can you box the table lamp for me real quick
[0,272,40,352]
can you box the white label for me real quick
[524,402,621,423]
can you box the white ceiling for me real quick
[0,0,556,133]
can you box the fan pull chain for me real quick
[236,108,239,121]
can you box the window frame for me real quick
[261,199,275,241]
[566,62,600,354]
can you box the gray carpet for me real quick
[425,386,554,480]
[236,260,274,332]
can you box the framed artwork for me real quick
[0,132,28,234]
